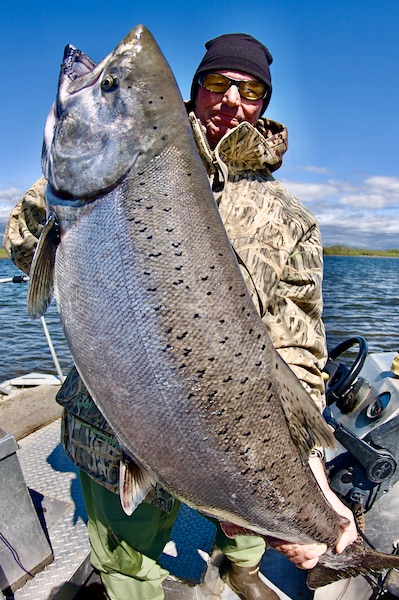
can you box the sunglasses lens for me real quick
[239,82,267,100]
[201,73,231,93]
[200,73,266,100]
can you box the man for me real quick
[4,33,356,600]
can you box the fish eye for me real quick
[101,73,119,92]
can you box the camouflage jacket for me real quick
[3,115,327,492]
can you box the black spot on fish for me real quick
[207,291,212,296]
[242,431,251,437]
[147,287,157,292]
[194,313,201,319]
[207,391,217,403]
[149,252,162,257]
[179,363,186,369]
[235,414,244,422]
[219,319,225,324]
[175,265,183,271]
[177,331,188,340]
[197,369,205,379]
[165,327,173,334]
[235,352,242,357]
[183,348,192,357]
[223,376,232,383]
[166,228,173,233]
[172,242,180,248]
[241,377,249,384]
[147,235,153,240]
[154,305,163,312]
[220,337,228,344]
[173,279,184,286]
[153,126,157,130]
[162,345,172,352]
[202,276,208,281]
[208,356,215,362]
[146,205,154,210]
[163,207,171,212]
[241,467,250,475]
[255,361,262,367]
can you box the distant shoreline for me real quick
[1,246,399,260]
[323,246,399,258]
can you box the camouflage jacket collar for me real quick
[187,108,288,176]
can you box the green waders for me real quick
[80,472,180,600]
[80,471,266,599]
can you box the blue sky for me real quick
[1,0,398,248]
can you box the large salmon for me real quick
[28,25,399,588]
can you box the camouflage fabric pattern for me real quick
[57,366,120,492]
[2,114,327,490]
[3,177,47,275]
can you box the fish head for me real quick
[42,25,187,200]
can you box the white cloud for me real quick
[302,165,333,175]
[282,171,399,249]
[0,186,23,220]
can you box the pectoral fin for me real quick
[119,450,156,516]
[27,212,60,318]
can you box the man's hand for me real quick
[268,455,358,570]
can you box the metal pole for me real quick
[40,316,65,383]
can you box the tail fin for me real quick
[307,543,399,589]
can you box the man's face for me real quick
[194,70,264,149]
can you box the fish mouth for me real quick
[61,44,97,81]
[56,45,98,117]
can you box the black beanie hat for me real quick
[190,33,273,115]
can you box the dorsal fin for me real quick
[278,362,335,462]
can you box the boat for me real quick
[1,301,399,598]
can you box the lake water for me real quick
[0,255,398,383]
